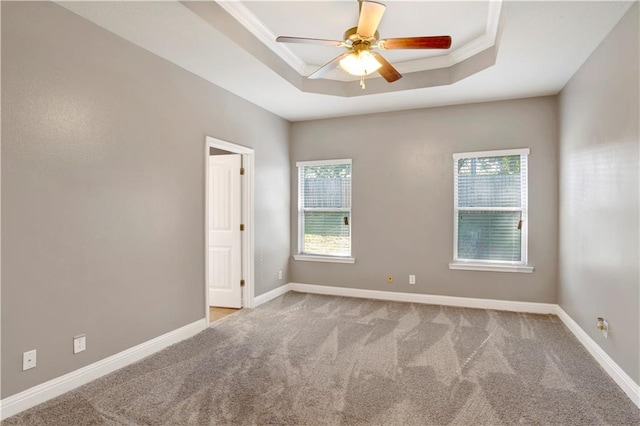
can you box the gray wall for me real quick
[1,2,289,398]
[291,96,558,303]
[558,3,639,384]
[209,147,233,156]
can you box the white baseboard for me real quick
[3,286,638,419]
[286,283,639,408]
[556,306,640,408]
[253,283,292,307]
[0,318,208,420]
[288,283,557,314]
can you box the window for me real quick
[294,159,354,263]
[450,148,533,273]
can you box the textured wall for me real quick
[558,3,639,383]
[291,96,558,303]
[1,2,289,398]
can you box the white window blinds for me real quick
[453,149,529,263]
[297,159,352,257]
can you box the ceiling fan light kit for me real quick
[276,0,453,90]
[339,50,381,76]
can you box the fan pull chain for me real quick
[360,76,366,90]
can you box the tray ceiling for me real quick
[56,1,634,121]
[219,1,502,81]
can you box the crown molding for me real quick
[399,0,503,73]
[217,0,503,80]
[451,0,503,64]
[216,0,307,74]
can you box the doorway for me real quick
[205,137,255,324]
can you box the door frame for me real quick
[205,136,255,324]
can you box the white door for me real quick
[208,154,242,308]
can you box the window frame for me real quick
[449,148,533,273]
[294,158,355,264]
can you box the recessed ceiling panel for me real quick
[57,0,635,120]
[244,1,489,67]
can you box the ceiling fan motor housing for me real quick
[344,26,379,49]
[275,1,452,84]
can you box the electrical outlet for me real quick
[596,318,609,339]
[74,335,86,354]
[387,274,393,284]
[23,350,37,371]
[278,270,283,280]
[409,275,416,285]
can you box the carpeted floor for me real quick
[5,291,640,425]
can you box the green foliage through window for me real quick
[454,151,528,263]
[298,161,352,257]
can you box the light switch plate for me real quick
[23,349,37,371]
[74,335,86,354]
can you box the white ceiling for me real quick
[58,1,633,122]
[223,1,497,79]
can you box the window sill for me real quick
[448,262,534,273]
[294,255,356,264]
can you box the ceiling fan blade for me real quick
[276,36,344,47]
[308,53,351,79]
[357,1,386,38]
[372,53,402,83]
[379,36,452,50]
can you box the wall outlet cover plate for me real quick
[23,350,37,371]
[74,335,87,354]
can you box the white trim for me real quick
[453,157,459,265]
[456,206,524,212]
[206,137,254,155]
[243,152,256,308]
[205,136,256,310]
[296,158,351,167]
[281,283,639,408]
[216,0,307,75]
[453,148,530,160]
[4,293,636,421]
[302,207,351,213]
[0,1,3,407]
[452,148,530,266]
[448,262,534,273]
[288,283,556,314]
[556,306,640,408]
[293,255,356,264]
[219,0,503,78]
[520,151,529,264]
[253,283,293,307]
[0,319,208,420]
[297,159,353,259]
[437,0,502,68]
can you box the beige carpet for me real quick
[5,291,639,425]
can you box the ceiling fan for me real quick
[276,0,452,89]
